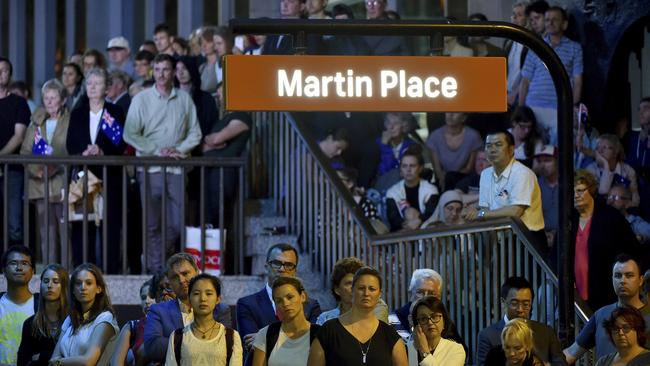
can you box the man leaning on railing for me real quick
[464,129,548,252]
[124,53,202,274]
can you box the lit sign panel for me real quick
[224,55,506,112]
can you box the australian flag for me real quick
[100,110,123,146]
[32,127,53,155]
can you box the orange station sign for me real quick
[224,55,506,112]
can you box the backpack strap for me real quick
[309,323,321,345]
[173,328,184,365]
[264,322,283,363]
[225,326,234,365]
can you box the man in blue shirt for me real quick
[519,6,583,145]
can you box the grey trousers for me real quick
[35,199,67,265]
[138,172,183,273]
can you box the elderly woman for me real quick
[485,318,543,366]
[308,267,408,366]
[67,67,126,273]
[571,170,641,311]
[596,306,650,365]
[586,134,640,206]
[20,79,70,264]
[421,190,465,228]
[407,296,465,366]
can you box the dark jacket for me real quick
[570,199,642,311]
[17,315,57,366]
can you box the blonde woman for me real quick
[485,318,544,366]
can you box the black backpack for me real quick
[0,292,39,312]
[264,322,320,363]
[173,325,235,365]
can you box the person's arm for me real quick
[0,123,27,155]
[386,198,403,232]
[476,329,494,366]
[518,78,529,107]
[203,119,250,150]
[430,150,446,191]
[546,327,568,366]
[251,348,266,366]
[572,75,583,105]
[109,323,132,366]
[483,205,526,220]
[49,323,115,366]
[459,150,476,175]
[391,339,408,366]
[175,103,202,155]
[307,339,326,366]
[236,298,260,352]
[420,193,439,222]
[628,168,640,207]
[123,96,159,156]
[563,343,587,365]
[143,306,169,362]
[17,317,34,366]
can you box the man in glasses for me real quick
[0,245,36,364]
[476,276,566,366]
[361,0,411,56]
[236,243,321,365]
[564,253,649,364]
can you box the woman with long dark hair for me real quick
[509,106,543,167]
[17,264,69,366]
[49,263,119,366]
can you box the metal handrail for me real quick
[0,155,247,274]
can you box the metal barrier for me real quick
[0,155,246,275]
[250,111,559,360]
[574,297,596,366]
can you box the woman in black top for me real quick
[308,267,408,366]
[17,264,69,366]
[66,67,126,273]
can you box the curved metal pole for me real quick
[230,18,574,341]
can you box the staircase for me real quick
[244,198,336,311]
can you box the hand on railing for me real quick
[82,144,104,156]
[159,147,186,160]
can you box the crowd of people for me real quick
[1,242,649,366]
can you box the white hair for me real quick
[408,268,443,293]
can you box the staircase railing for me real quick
[250,111,561,360]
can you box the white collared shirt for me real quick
[265,283,276,313]
[479,158,545,231]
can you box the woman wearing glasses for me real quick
[308,267,408,366]
[407,296,465,366]
[595,306,650,366]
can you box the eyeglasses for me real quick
[366,0,383,6]
[611,325,633,334]
[7,260,31,268]
[268,260,297,271]
[416,313,443,325]
[507,300,531,310]
[574,187,588,196]
[415,289,438,297]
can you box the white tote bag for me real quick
[184,226,226,275]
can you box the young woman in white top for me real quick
[165,274,242,366]
[252,277,319,366]
[49,263,119,366]
[407,296,465,366]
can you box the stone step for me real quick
[246,234,299,256]
[0,275,265,307]
[245,216,288,236]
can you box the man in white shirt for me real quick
[465,130,547,248]
[0,245,35,365]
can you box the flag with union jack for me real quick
[100,110,123,146]
[32,127,53,155]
